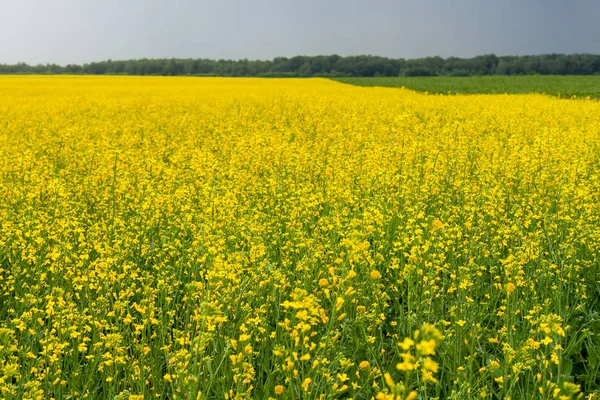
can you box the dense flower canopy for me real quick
[0,76,599,399]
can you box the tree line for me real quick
[2,54,600,77]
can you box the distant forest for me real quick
[2,54,600,77]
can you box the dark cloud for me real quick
[1,0,598,64]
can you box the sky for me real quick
[1,0,599,65]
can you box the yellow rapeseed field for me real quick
[1,76,599,399]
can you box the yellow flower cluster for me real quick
[376,323,443,400]
[0,76,599,399]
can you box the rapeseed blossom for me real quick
[0,76,598,399]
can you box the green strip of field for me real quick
[332,75,600,98]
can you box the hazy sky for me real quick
[1,0,599,65]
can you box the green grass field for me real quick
[333,75,600,98]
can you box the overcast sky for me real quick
[1,0,599,65]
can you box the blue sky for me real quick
[1,0,599,64]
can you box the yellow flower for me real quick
[422,370,437,383]
[274,385,285,395]
[406,391,418,400]
[506,282,516,294]
[336,297,345,311]
[398,337,415,350]
[423,357,439,373]
[359,360,370,370]
[383,373,395,388]
[302,378,312,392]
[432,219,444,230]
[396,352,416,371]
[541,336,553,345]
[239,334,251,342]
[370,270,382,280]
[416,339,436,356]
